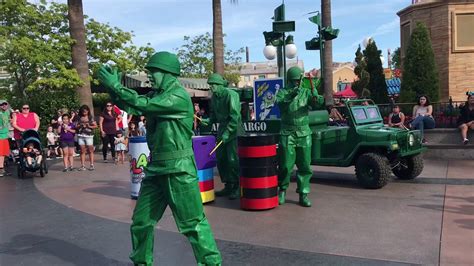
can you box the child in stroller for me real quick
[22,142,43,168]
[17,130,47,178]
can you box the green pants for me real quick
[278,134,313,194]
[215,138,239,186]
[130,172,222,266]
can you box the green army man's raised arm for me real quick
[98,51,222,266]
[276,66,323,207]
[202,73,242,200]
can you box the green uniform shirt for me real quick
[276,86,323,137]
[209,89,243,140]
[0,109,11,140]
[109,78,195,176]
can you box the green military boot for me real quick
[299,193,311,207]
[215,184,231,197]
[228,184,240,200]
[278,190,286,205]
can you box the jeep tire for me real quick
[355,153,390,189]
[392,154,423,180]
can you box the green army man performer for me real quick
[98,51,222,266]
[276,66,323,207]
[201,73,242,200]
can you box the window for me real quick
[367,107,380,119]
[401,21,411,58]
[452,12,474,52]
[352,108,367,120]
[258,75,266,79]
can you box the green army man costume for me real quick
[202,73,242,200]
[98,51,222,266]
[276,66,323,207]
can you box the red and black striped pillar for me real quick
[238,134,278,210]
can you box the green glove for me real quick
[98,65,121,90]
[221,131,229,143]
[200,118,210,126]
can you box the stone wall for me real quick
[448,4,474,101]
[398,1,474,102]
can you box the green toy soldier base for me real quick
[276,66,324,207]
[202,73,242,200]
[98,51,222,266]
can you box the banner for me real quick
[254,78,283,120]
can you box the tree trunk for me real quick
[68,0,93,115]
[212,0,225,75]
[322,0,334,106]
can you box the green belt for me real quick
[152,148,194,161]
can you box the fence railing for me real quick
[377,101,466,128]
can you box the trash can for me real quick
[128,136,149,200]
[192,135,217,203]
[238,134,278,210]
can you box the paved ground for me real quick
[0,156,473,265]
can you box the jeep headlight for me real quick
[408,133,415,146]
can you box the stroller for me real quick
[17,130,48,178]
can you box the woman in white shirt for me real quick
[410,95,435,143]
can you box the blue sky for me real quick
[50,0,410,70]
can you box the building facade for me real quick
[237,60,304,88]
[398,0,474,101]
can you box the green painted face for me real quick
[147,70,164,89]
[210,83,224,95]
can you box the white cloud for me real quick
[351,17,399,48]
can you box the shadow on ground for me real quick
[0,234,128,265]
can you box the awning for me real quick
[333,84,357,98]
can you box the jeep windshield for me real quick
[347,100,383,125]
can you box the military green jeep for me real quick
[309,99,425,189]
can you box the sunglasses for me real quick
[1,103,7,106]
[106,105,113,107]
[22,107,30,110]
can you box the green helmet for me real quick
[145,51,180,76]
[287,66,303,81]
[207,73,227,85]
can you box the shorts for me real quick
[60,141,75,148]
[77,136,94,146]
[0,139,10,156]
[48,144,58,150]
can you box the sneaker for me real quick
[68,167,75,171]
[88,165,95,171]
[62,168,68,172]
[78,166,86,171]
[103,159,108,163]
[463,138,469,145]
[422,138,428,144]
[46,157,52,161]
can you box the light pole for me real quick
[262,3,296,85]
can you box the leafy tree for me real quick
[0,0,153,121]
[364,40,388,103]
[400,22,439,103]
[391,47,401,70]
[176,32,244,86]
[352,45,370,98]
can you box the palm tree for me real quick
[67,0,93,114]
[322,0,334,106]
[212,0,237,75]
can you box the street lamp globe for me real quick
[263,45,277,60]
[285,43,297,59]
[362,37,372,48]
